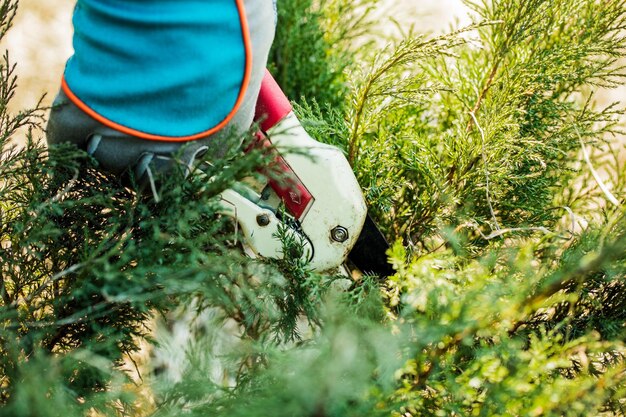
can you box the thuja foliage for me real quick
[1,0,626,416]
[0,0,322,412]
[0,130,323,413]
[269,0,378,111]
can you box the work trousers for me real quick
[46,0,276,185]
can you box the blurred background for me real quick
[1,0,472,115]
[1,0,73,114]
[1,0,623,139]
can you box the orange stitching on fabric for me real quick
[62,0,253,142]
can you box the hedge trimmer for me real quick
[217,70,393,277]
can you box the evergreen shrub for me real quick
[1,0,626,415]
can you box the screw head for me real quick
[256,213,271,227]
[330,226,349,243]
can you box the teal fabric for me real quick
[64,0,247,138]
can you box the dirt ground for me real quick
[2,1,73,112]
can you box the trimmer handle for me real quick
[246,69,368,272]
[254,69,293,132]
[249,70,314,220]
